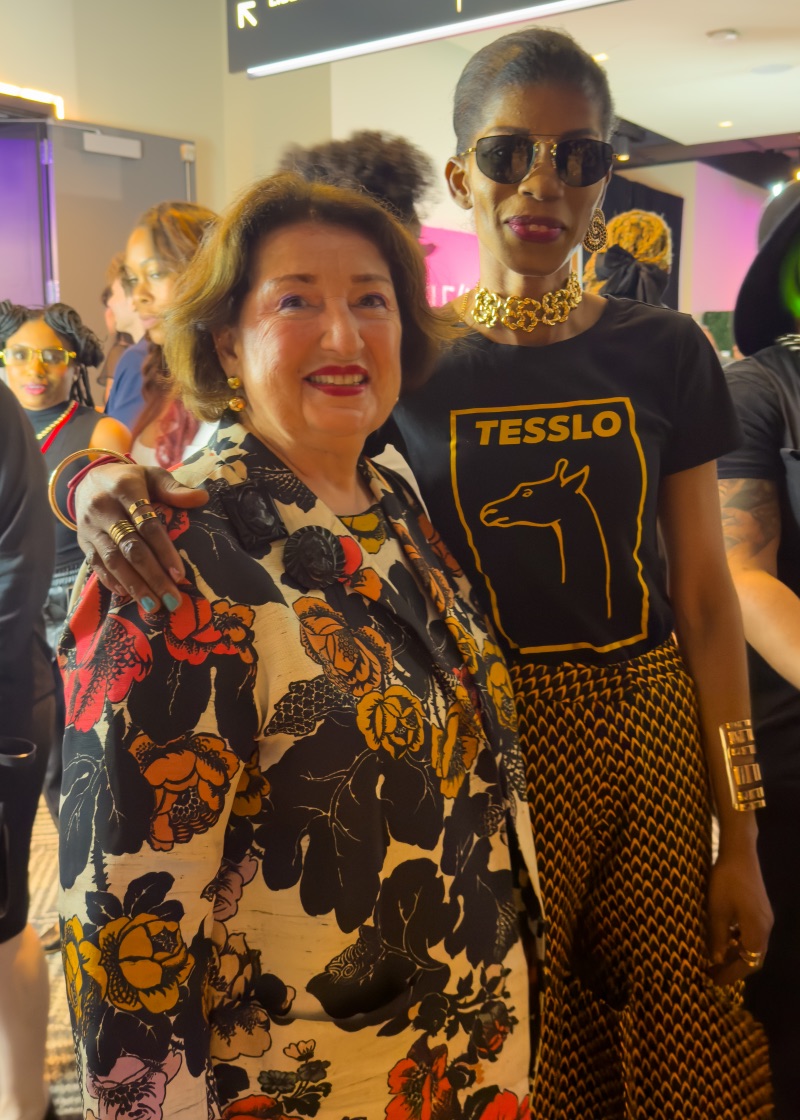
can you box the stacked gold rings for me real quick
[738,947,763,969]
[128,498,159,529]
[108,519,139,547]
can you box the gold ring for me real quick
[738,947,763,969]
[132,509,160,528]
[127,498,154,517]
[108,519,139,547]
[47,448,135,531]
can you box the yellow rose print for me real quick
[431,704,479,798]
[356,686,426,758]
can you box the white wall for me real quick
[330,40,473,232]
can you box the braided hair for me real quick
[0,300,102,405]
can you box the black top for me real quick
[23,402,101,571]
[0,383,56,737]
[377,297,739,665]
[717,341,800,783]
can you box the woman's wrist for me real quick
[65,452,136,522]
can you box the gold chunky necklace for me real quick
[463,272,582,332]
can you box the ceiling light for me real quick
[706,28,740,41]
[614,134,631,162]
[770,182,786,197]
[718,120,733,128]
[0,81,64,119]
[593,52,609,62]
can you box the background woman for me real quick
[582,207,672,303]
[106,201,217,464]
[57,175,543,1120]
[1,301,129,824]
[64,27,774,1118]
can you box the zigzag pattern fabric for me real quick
[511,640,773,1118]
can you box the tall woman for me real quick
[65,28,773,1118]
[388,30,774,1117]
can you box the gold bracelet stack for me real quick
[720,718,766,811]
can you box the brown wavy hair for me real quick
[128,201,216,464]
[164,173,454,422]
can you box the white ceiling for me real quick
[449,0,800,148]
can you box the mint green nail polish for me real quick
[164,593,181,612]
[141,596,157,613]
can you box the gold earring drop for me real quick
[227,376,246,412]
[583,208,608,252]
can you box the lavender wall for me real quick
[0,136,46,306]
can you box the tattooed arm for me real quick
[718,477,800,690]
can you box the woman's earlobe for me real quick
[445,159,473,212]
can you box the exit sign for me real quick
[227,0,624,77]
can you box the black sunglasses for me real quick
[459,135,613,187]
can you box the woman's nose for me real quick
[322,304,364,356]
[519,148,563,199]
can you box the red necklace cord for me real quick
[39,400,79,454]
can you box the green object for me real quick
[779,235,800,320]
[702,311,734,353]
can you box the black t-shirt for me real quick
[24,403,100,570]
[717,342,800,782]
[378,297,739,665]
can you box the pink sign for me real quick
[421,225,480,307]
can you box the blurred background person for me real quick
[98,252,145,404]
[718,178,800,1118]
[583,207,672,304]
[0,379,58,1120]
[105,202,216,460]
[0,301,129,824]
[279,128,436,238]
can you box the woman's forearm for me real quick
[730,567,800,691]
[672,579,757,852]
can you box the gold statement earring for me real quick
[227,376,246,412]
[583,208,608,252]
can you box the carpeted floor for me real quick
[29,798,82,1120]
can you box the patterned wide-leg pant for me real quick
[511,640,773,1119]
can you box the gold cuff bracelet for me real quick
[720,718,766,811]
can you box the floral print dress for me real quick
[58,418,544,1120]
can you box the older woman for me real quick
[57,175,543,1120]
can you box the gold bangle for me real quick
[720,718,766,811]
[47,448,135,531]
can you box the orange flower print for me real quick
[483,642,517,732]
[389,518,455,614]
[294,596,392,696]
[444,616,479,675]
[62,917,88,1024]
[223,1096,300,1120]
[431,704,479,799]
[130,731,241,851]
[349,566,384,601]
[81,913,193,1014]
[480,1090,531,1120]
[387,1041,456,1120]
[232,751,270,817]
[163,588,255,666]
[416,512,463,577]
[356,686,426,758]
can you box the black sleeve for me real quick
[716,358,785,482]
[662,316,742,475]
[0,384,55,740]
